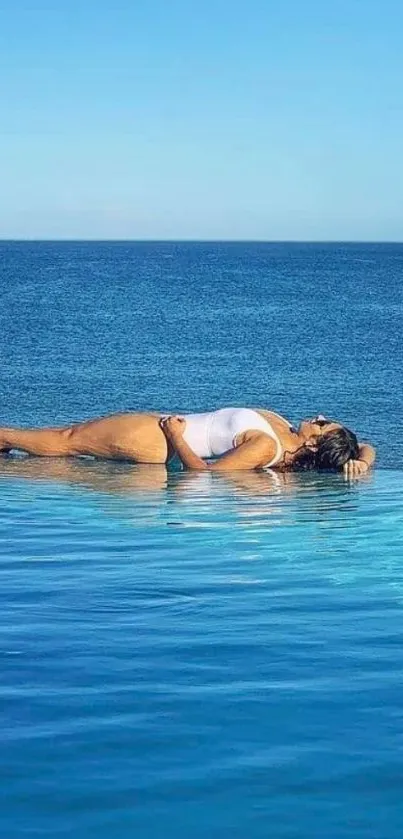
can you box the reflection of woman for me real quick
[0,456,301,501]
[0,457,169,496]
[0,407,375,476]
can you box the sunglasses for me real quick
[310,414,332,428]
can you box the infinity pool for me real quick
[1,463,402,838]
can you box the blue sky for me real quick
[1,0,403,239]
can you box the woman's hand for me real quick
[160,416,186,439]
[343,458,369,479]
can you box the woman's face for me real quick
[298,415,342,442]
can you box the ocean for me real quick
[1,241,402,838]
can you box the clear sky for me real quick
[1,0,403,240]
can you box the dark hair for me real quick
[290,427,359,472]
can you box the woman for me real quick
[0,406,375,476]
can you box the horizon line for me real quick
[1,238,403,245]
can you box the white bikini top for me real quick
[181,407,284,468]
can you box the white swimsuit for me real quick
[177,407,284,468]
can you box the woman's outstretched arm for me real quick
[343,442,376,478]
[161,417,277,472]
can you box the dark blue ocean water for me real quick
[0,242,402,838]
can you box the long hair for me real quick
[287,427,359,472]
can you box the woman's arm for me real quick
[343,442,376,478]
[163,418,207,470]
[161,417,277,472]
[358,443,376,468]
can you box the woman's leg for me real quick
[0,413,167,462]
[0,424,75,456]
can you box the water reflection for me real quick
[0,457,401,594]
[0,455,366,495]
[0,456,170,495]
[0,455,367,528]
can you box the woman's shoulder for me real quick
[254,408,292,429]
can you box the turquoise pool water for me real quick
[1,465,403,838]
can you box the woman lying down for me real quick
[0,406,375,478]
